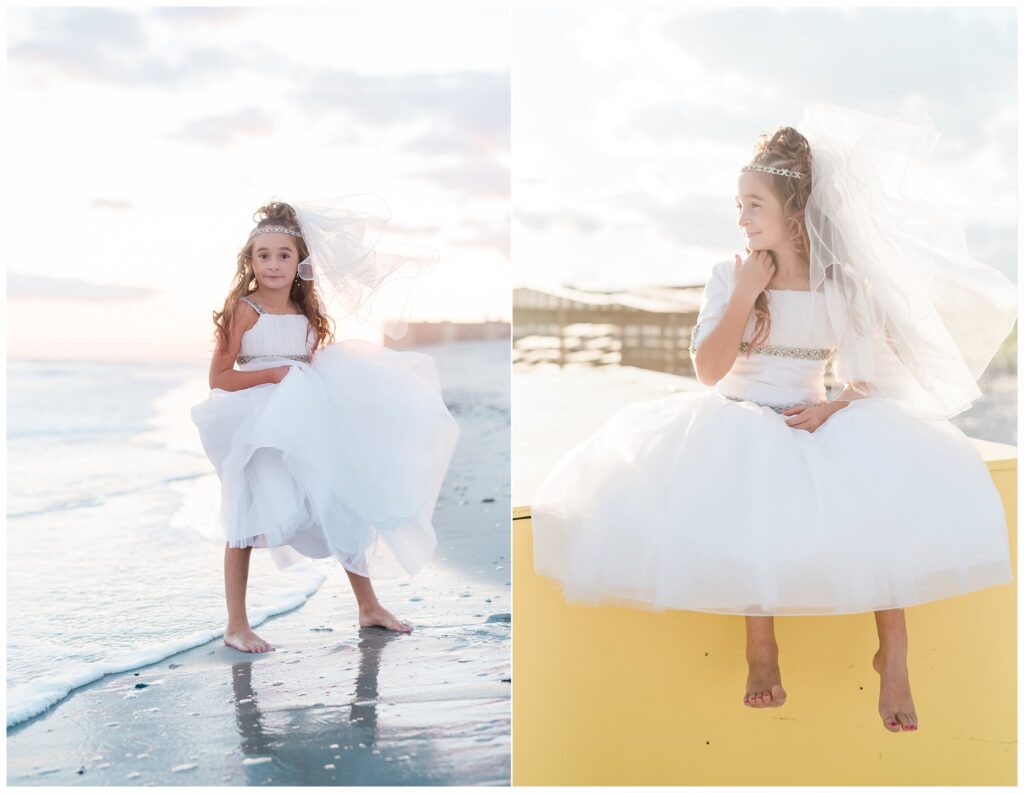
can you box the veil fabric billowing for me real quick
[273,193,438,341]
[798,104,1017,420]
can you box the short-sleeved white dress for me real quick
[191,295,460,578]
[530,261,1013,615]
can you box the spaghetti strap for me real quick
[240,295,265,314]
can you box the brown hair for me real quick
[743,126,813,352]
[211,201,336,355]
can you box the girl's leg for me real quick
[223,545,274,652]
[744,616,786,708]
[345,570,413,633]
[872,608,918,732]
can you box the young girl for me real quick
[191,198,460,653]
[530,105,1016,733]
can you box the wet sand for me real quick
[7,340,511,786]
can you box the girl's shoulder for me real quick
[238,294,264,314]
[710,259,736,281]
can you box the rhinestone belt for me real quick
[689,321,833,360]
[722,394,827,414]
[237,353,311,365]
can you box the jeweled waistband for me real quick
[721,393,827,414]
[237,353,311,365]
[689,321,833,361]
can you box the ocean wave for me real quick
[6,563,326,728]
[7,472,210,519]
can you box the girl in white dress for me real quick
[530,106,1016,733]
[192,199,459,653]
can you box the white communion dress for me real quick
[531,261,1013,616]
[191,295,460,578]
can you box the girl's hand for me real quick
[733,251,776,300]
[782,402,843,433]
[265,365,291,384]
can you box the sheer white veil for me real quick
[274,193,438,341]
[797,104,1017,420]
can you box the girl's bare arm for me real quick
[692,290,758,386]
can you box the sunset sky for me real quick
[6,6,510,362]
[513,6,1017,291]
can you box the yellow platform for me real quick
[512,440,1017,786]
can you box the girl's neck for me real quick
[251,288,297,314]
[767,247,810,286]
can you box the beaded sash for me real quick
[689,321,833,361]
[721,394,827,414]
[237,353,311,365]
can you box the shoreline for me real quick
[6,561,326,730]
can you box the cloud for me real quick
[611,191,737,249]
[450,219,510,258]
[414,158,509,197]
[8,7,247,87]
[658,7,1015,148]
[8,272,161,301]
[152,8,250,26]
[167,108,277,146]
[515,208,603,234]
[380,221,444,237]
[90,199,134,211]
[290,70,509,148]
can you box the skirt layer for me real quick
[191,340,460,577]
[531,392,1012,615]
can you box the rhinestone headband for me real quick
[247,224,304,242]
[742,164,803,180]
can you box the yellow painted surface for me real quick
[512,447,1017,786]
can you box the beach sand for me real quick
[7,340,511,787]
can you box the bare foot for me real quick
[873,647,918,732]
[359,604,413,633]
[224,626,274,653]
[744,652,787,708]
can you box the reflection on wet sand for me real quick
[228,628,458,785]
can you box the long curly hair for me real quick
[743,126,813,353]
[211,201,336,355]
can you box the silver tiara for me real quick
[742,164,803,179]
[247,224,304,242]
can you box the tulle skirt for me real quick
[531,391,1012,615]
[191,340,460,578]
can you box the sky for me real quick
[513,6,1017,291]
[5,6,510,362]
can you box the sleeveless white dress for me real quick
[531,261,1013,615]
[191,296,460,578]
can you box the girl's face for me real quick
[735,171,789,253]
[251,233,299,289]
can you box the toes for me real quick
[898,712,918,731]
[882,714,900,732]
